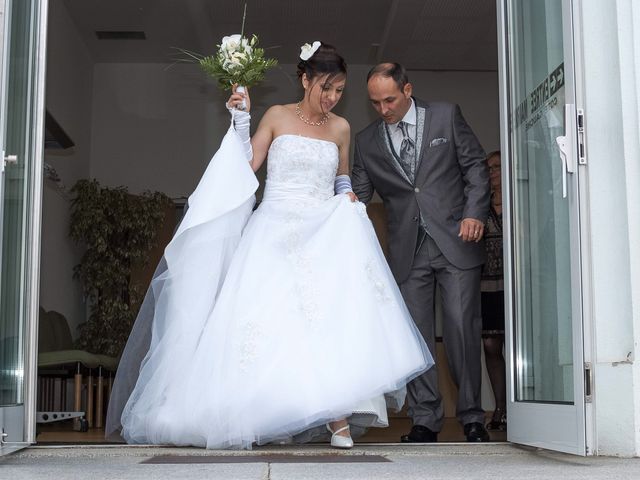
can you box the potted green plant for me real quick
[69,179,171,357]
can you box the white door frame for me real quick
[0,0,48,454]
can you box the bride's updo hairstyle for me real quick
[297,43,347,83]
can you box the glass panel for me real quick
[507,0,573,403]
[0,0,37,406]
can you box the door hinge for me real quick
[584,362,593,403]
[577,109,586,165]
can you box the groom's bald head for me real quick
[367,63,409,92]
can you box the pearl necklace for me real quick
[296,102,329,126]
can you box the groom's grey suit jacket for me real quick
[352,98,490,283]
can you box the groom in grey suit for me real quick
[352,63,491,442]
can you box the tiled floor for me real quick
[6,444,638,480]
[36,415,507,444]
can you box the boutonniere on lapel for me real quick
[429,137,449,147]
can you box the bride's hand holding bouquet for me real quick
[227,83,251,112]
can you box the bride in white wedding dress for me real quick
[105,42,433,450]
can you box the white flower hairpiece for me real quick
[300,41,321,61]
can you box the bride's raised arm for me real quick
[247,106,281,172]
[226,85,278,173]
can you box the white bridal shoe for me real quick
[327,424,354,449]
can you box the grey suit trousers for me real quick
[400,234,485,431]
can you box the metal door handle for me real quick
[556,136,569,198]
[555,104,576,198]
[4,154,17,165]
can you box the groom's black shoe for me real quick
[464,422,490,442]
[400,425,438,443]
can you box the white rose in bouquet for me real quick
[221,34,241,52]
[221,34,253,57]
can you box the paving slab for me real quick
[1,443,639,480]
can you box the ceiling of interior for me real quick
[62,0,498,71]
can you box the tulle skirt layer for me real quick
[121,195,432,449]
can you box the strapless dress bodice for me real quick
[263,134,339,204]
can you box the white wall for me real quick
[89,63,223,199]
[40,0,94,338]
[580,0,640,457]
[614,0,640,457]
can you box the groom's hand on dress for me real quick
[459,218,484,243]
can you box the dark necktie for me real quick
[397,121,415,178]
[399,121,415,158]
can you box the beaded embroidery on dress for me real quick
[111,129,433,449]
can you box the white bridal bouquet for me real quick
[196,33,277,92]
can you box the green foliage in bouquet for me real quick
[203,35,277,90]
[69,179,172,357]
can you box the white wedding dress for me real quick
[111,124,433,449]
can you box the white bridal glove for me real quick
[230,109,253,162]
[334,174,353,194]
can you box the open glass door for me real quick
[498,0,588,455]
[0,0,48,455]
